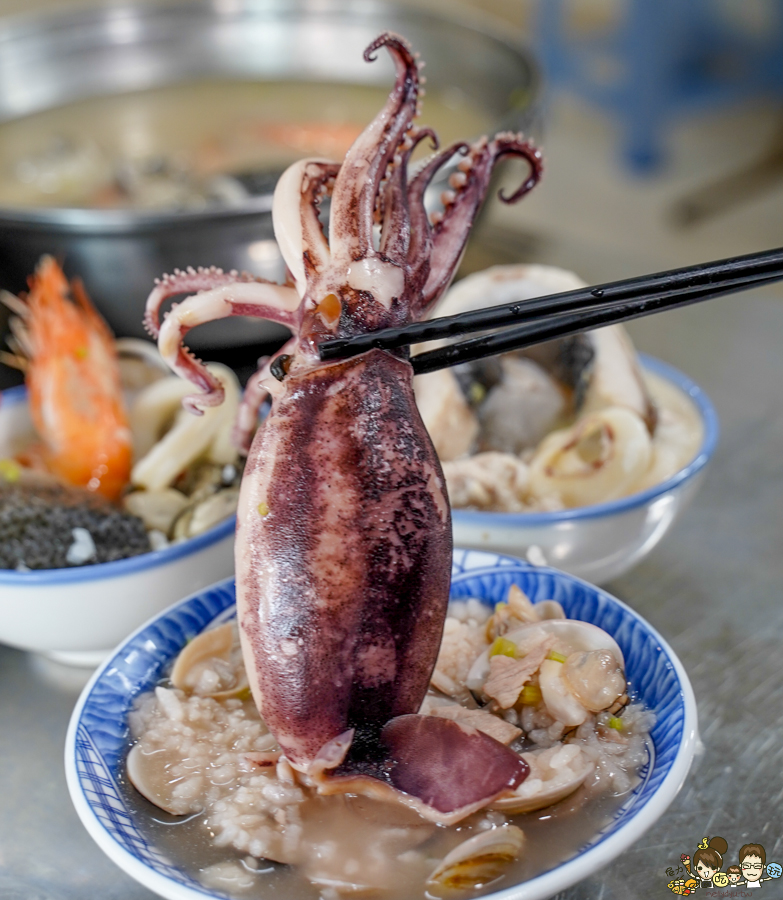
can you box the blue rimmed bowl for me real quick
[0,384,235,666]
[452,355,719,585]
[65,548,698,900]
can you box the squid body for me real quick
[145,33,543,824]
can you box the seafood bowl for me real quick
[450,356,718,585]
[0,385,235,666]
[65,549,698,900]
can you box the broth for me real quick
[0,80,492,210]
[120,775,642,900]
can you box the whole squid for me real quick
[145,33,543,824]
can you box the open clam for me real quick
[491,744,593,814]
[126,727,200,816]
[170,621,249,700]
[467,619,624,692]
[468,618,625,728]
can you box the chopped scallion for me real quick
[489,636,518,659]
[519,684,542,705]
[0,459,21,483]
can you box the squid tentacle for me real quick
[329,33,420,260]
[419,132,544,312]
[405,141,469,314]
[233,337,298,454]
[272,159,340,297]
[144,267,267,338]
[379,126,438,266]
[156,282,300,413]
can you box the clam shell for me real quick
[490,745,593,813]
[427,824,525,890]
[169,622,248,699]
[467,619,624,692]
[126,741,195,816]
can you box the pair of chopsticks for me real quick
[318,247,783,374]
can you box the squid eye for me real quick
[271,354,292,382]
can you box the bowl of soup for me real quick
[0,341,240,666]
[65,548,697,900]
[0,0,538,350]
[414,266,719,584]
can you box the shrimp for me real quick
[2,256,132,500]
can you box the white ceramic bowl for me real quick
[0,385,234,665]
[65,549,698,900]
[452,355,719,584]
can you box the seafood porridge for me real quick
[126,587,654,898]
[130,29,655,900]
[416,266,705,514]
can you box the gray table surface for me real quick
[1,285,782,899]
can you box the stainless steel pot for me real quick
[0,0,539,350]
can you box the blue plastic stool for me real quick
[536,0,783,172]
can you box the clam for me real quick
[535,600,567,621]
[170,621,249,699]
[488,584,566,639]
[563,649,626,712]
[301,795,437,894]
[539,659,590,727]
[466,619,624,693]
[126,739,199,816]
[490,745,593,814]
[427,824,525,891]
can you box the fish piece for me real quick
[476,355,566,454]
[426,703,523,745]
[483,636,555,709]
[468,619,624,693]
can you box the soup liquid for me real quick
[119,766,646,900]
[0,80,492,209]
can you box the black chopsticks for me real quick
[317,247,783,374]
